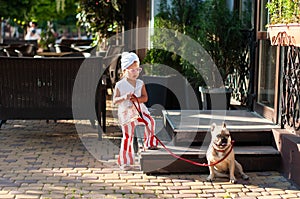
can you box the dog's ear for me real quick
[211,123,216,131]
[222,122,226,129]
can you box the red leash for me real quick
[155,136,235,167]
[130,94,234,167]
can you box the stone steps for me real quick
[139,110,281,174]
[141,145,280,174]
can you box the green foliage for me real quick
[29,0,79,22]
[0,0,38,21]
[142,49,182,76]
[39,23,57,50]
[143,0,249,89]
[0,0,78,26]
[77,0,126,40]
[198,0,244,82]
[266,0,300,24]
[0,0,80,44]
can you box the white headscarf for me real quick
[121,52,140,71]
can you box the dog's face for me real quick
[211,122,232,151]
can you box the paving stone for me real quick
[225,188,243,193]
[0,195,14,199]
[80,193,107,198]
[159,193,173,198]
[285,189,300,194]
[281,194,298,198]
[25,190,44,195]
[82,179,105,184]
[135,181,159,186]
[257,196,282,199]
[182,181,205,186]
[203,189,226,193]
[104,179,127,183]
[195,185,214,189]
[196,193,214,198]
[133,193,158,198]
[122,185,144,192]
[269,190,286,195]
[130,189,156,195]
[222,184,245,189]
[246,192,263,197]
[179,189,203,194]
[249,187,266,192]
[164,190,179,194]
[144,186,168,191]
[173,193,198,198]
[160,182,174,187]
[168,185,192,190]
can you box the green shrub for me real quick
[266,0,300,24]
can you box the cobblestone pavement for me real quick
[0,98,299,199]
[0,119,299,199]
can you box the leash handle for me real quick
[130,93,234,167]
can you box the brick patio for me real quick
[0,116,299,199]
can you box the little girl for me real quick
[113,52,158,170]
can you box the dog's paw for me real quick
[206,175,215,182]
[241,174,249,180]
[229,177,237,184]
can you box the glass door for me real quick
[254,0,280,122]
[257,40,276,109]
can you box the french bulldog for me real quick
[206,122,249,183]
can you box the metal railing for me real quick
[281,46,300,131]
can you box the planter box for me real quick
[142,75,201,112]
[267,23,300,47]
[199,87,232,110]
[141,75,181,113]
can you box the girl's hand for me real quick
[125,92,133,100]
[129,95,135,102]
[130,93,139,103]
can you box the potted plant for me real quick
[266,0,300,47]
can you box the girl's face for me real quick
[124,62,142,80]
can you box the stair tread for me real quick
[141,145,279,156]
[163,110,280,133]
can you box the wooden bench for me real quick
[0,56,106,138]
